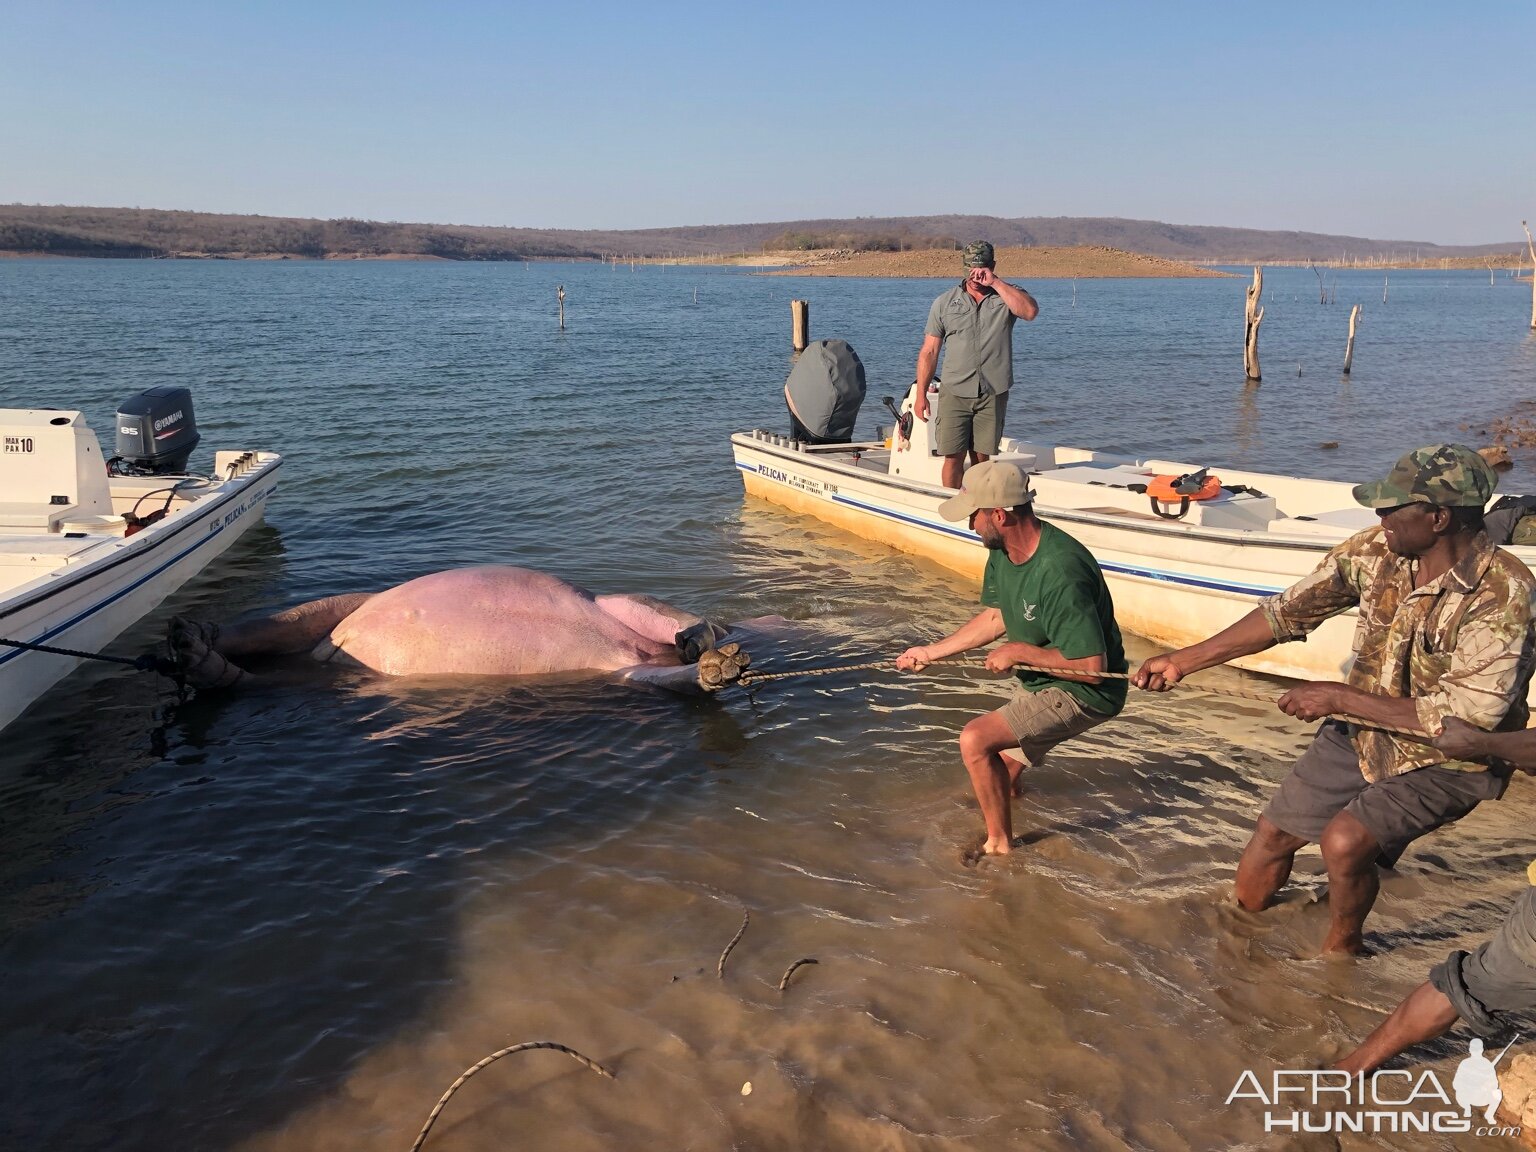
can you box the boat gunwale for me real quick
[0,456,283,625]
[730,433,1371,556]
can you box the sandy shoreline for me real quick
[759,245,1226,278]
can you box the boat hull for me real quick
[734,433,1528,692]
[0,457,282,731]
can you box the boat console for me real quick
[0,410,121,535]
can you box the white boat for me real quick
[0,391,281,731]
[732,384,1536,689]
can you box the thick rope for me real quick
[409,1041,614,1152]
[717,910,749,977]
[737,655,1433,742]
[778,957,818,991]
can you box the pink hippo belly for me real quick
[325,567,671,676]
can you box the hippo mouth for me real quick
[674,620,727,664]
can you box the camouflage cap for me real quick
[1351,443,1497,510]
[961,240,995,268]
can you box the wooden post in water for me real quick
[1524,221,1536,330]
[1343,304,1361,374]
[1383,273,1389,304]
[1243,267,1263,381]
[557,285,565,330]
[791,299,810,351]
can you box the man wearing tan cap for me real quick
[897,460,1126,857]
[1135,444,1536,955]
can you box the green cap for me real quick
[961,240,995,268]
[1351,443,1497,510]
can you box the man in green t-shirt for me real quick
[897,460,1127,857]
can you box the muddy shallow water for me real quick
[2,260,1534,1150]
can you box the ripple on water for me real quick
[1,262,1533,1150]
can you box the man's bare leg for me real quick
[1318,811,1382,955]
[1333,981,1459,1074]
[1234,815,1307,911]
[959,709,1021,855]
[940,452,968,489]
[1003,751,1027,797]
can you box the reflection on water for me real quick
[0,261,1533,1150]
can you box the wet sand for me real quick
[226,514,1535,1152]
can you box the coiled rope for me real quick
[736,655,1432,742]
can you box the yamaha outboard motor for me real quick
[785,339,866,445]
[114,386,200,474]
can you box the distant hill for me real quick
[0,204,1523,264]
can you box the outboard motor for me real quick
[113,386,200,474]
[785,338,866,445]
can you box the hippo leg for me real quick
[595,594,730,663]
[221,593,377,656]
[619,640,752,694]
[594,594,701,644]
[169,618,248,688]
[169,592,377,688]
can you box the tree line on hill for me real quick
[0,204,1522,264]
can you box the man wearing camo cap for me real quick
[914,241,1039,489]
[1135,444,1536,955]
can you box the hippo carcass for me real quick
[171,566,752,693]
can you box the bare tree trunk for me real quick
[1343,304,1361,374]
[1244,267,1263,381]
[1524,221,1536,331]
[1312,262,1326,304]
[557,284,565,330]
[1383,273,1389,304]
[791,299,810,350]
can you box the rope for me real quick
[717,910,749,977]
[0,635,177,676]
[737,655,1432,742]
[408,1041,614,1152]
[778,957,818,991]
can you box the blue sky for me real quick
[4,1,1532,244]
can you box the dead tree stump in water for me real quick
[1243,267,1263,381]
[557,284,565,331]
[1343,304,1361,374]
[790,299,810,351]
[1524,221,1536,330]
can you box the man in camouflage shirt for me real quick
[1135,444,1536,955]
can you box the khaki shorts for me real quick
[935,388,1009,457]
[998,684,1110,767]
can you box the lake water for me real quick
[2,259,1534,1151]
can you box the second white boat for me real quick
[733,383,1535,690]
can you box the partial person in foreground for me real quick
[169,565,753,694]
[913,241,1038,489]
[897,461,1127,857]
[1135,444,1536,955]
[1335,717,1536,1076]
